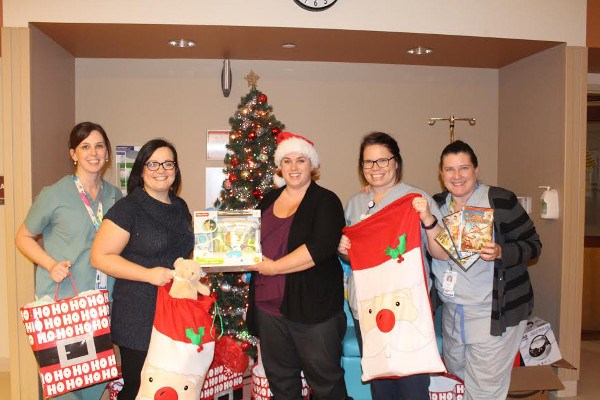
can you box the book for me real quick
[442,210,462,252]
[434,229,480,272]
[193,210,262,271]
[442,210,475,259]
[458,206,494,253]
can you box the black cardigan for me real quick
[247,181,346,335]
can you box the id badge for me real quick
[442,269,458,297]
[96,271,108,290]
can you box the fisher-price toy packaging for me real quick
[194,210,262,272]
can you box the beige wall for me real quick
[3,0,587,46]
[30,26,75,192]
[498,45,587,394]
[499,45,566,326]
[76,58,499,211]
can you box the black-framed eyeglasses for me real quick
[144,161,176,171]
[361,156,395,169]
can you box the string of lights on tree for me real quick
[210,70,284,358]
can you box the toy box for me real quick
[519,317,562,366]
[193,210,262,271]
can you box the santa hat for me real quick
[274,132,319,168]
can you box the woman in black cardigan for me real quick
[248,132,349,400]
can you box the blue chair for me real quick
[341,300,372,400]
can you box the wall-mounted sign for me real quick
[207,130,230,161]
[115,146,141,196]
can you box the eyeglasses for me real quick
[361,156,395,169]
[144,161,176,171]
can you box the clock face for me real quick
[294,0,337,11]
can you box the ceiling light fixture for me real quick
[282,43,296,49]
[168,38,197,48]
[407,46,433,55]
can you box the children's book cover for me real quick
[458,206,494,253]
[442,210,462,250]
[435,229,480,272]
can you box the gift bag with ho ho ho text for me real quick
[20,277,119,398]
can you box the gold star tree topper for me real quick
[244,70,260,87]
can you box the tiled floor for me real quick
[1,341,599,399]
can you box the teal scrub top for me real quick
[24,175,123,300]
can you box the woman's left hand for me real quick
[248,256,278,276]
[480,241,502,261]
[412,197,435,227]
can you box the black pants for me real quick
[117,346,148,400]
[257,308,348,400]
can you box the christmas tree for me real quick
[210,71,284,359]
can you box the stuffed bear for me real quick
[169,257,211,299]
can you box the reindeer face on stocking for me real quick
[343,193,446,381]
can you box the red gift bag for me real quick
[251,364,311,400]
[343,193,446,381]
[20,278,119,398]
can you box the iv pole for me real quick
[428,115,476,143]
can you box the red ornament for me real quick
[271,127,281,135]
[210,291,219,300]
[258,94,268,104]
[240,341,252,351]
[252,189,263,199]
[229,173,239,182]
[231,157,239,166]
[248,131,257,140]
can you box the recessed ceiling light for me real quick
[168,39,197,48]
[282,43,296,49]
[407,46,433,55]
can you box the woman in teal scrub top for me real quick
[15,121,122,400]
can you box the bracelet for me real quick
[421,215,438,230]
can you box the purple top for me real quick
[254,203,293,316]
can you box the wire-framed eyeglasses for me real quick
[144,161,176,171]
[361,156,395,169]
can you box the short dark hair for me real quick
[69,122,111,164]
[127,138,182,194]
[358,132,403,186]
[439,140,479,169]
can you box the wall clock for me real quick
[294,0,338,12]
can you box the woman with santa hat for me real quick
[247,132,349,400]
[338,131,449,400]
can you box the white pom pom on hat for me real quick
[273,132,320,168]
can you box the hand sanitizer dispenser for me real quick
[539,186,559,220]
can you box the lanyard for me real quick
[73,175,103,232]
